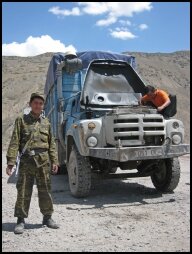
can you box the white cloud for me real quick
[119,20,131,26]
[110,28,137,40]
[48,6,81,16]
[115,27,130,32]
[2,35,76,57]
[96,16,117,26]
[78,2,109,15]
[49,3,152,23]
[139,23,148,30]
[48,3,152,38]
[78,2,152,17]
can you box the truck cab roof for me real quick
[44,51,136,97]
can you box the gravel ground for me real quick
[2,153,190,252]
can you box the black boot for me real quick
[42,215,59,229]
[14,217,25,234]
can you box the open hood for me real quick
[80,60,146,107]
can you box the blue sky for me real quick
[2,2,190,56]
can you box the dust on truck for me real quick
[44,51,190,197]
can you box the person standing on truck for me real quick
[141,85,171,116]
[6,92,59,234]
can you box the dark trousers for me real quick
[14,157,54,218]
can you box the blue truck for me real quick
[44,50,190,197]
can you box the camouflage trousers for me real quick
[14,156,54,218]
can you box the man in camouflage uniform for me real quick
[6,92,59,234]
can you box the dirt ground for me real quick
[2,153,190,252]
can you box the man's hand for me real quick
[157,106,164,112]
[51,164,59,174]
[6,165,14,176]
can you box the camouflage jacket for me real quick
[6,112,58,166]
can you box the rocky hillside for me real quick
[2,51,190,150]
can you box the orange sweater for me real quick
[142,89,169,107]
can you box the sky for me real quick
[2,2,190,56]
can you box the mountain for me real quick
[2,51,190,150]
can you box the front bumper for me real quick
[89,144,190,162]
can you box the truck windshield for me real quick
[81,61,145,106]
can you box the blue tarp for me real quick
[77,51,136,69]
[44,51,136,96]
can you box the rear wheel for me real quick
[151,158,180,192]
[67,145,91,197]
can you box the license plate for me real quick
[134,148,163,158]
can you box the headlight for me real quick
[172,122,179,129]
[172,134,181,145]
[87,136,98,147]
[88,122,96,130]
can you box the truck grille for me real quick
[105,114,165,146]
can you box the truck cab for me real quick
[44,51,190,197]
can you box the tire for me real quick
[67,145,91,197]
[151,157,180,193]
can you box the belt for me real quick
[25,148,48,156]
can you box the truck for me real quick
[44,51,190,197]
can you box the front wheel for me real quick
[151,157,180,193]
[67,145,91,197]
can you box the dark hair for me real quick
[145,85,156,94]
[30,96,44,103]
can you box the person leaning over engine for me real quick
[141,85,171,115]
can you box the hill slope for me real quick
[2,51,190,149]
